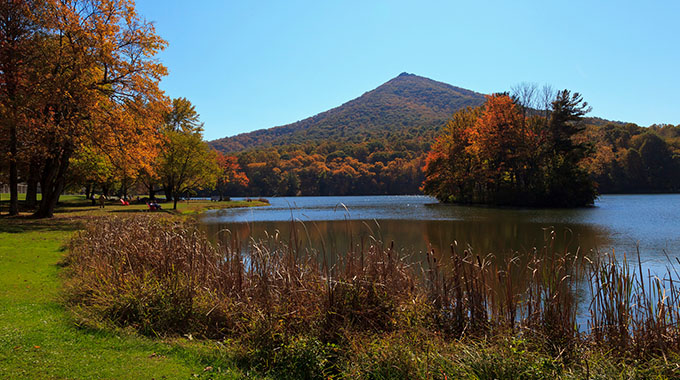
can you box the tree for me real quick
[0,0,168,218]
[66,144,114,201]
[65,102,163,201]
[543,90,597,206]
[165,97,202,132]
[637,133,679,191]
[467,94,533,201]
[0,0,41,215]
[215,152,248,200]
[548,90,591,158]
[421,107,478,202]
[158,98,219,209]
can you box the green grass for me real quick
[0,194,268,218]
[0,199,268,379]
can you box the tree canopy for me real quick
[157,98,219,209]
[422,91,597,207]
[0,0,168,217]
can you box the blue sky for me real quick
[135,1,680,141]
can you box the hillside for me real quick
[207,74,680,197]
[210,73,486,152]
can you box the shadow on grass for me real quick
[109,209,169,214]
[0,216,82,233]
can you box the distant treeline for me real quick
[215,121,680,198]
[210,75,680,199]
[220,137,428,197]
[583,123,680,193]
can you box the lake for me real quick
[200,194,680,275]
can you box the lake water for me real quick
[200,194,680,274]
[200,195,680,328]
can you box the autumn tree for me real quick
[423,91,597,207]
[421,107,478,202]
[66,102,163,200]
[215,152,248,200]
[0,0,42,215]
[66,144,114,201]
[0,0,168,217]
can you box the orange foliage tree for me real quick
[423,92,596,207]
[0,0,167,217]
[215,152,249,200]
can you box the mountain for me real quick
[210,73,486,153]
[206,73,680,197]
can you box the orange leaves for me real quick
[422,95,537,202]
[467,94,528,163]
[216,152,249,188]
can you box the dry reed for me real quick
[64,216,680,359]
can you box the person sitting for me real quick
[147,201,162,211]
[119,198,129,206]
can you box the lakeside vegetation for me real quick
[59,210,680,378]
[1,196,679,378]
[0,198,270,379]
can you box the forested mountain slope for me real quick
[210,73,486,152]
[208,74,680,197]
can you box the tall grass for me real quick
[64,216,680,364]
[65,216,418,342]
[588,249,680,356]
[423,229,583,351]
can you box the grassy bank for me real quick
[0,194,269,218]
[0,197,269,379]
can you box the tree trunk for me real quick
[84,183,91,200]
[121,179,128,199]
[25,159,40,210]
[8,122,19,216]
[173,192,178,210]
[164,183,172,203]
[90,185,97,205]
[3,23,20,216]
[34,147,72,218]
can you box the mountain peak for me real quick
[210,75,487,152]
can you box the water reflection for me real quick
[200,195,680,330]
[201,194,680,269]
[201,218,611,266]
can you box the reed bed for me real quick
[64,216,680,364]
[65,216,418,342]
[422,230,583,352]
[588,249,680,356]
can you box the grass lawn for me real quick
[0,196,268,379]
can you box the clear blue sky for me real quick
[135,0,680,141]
